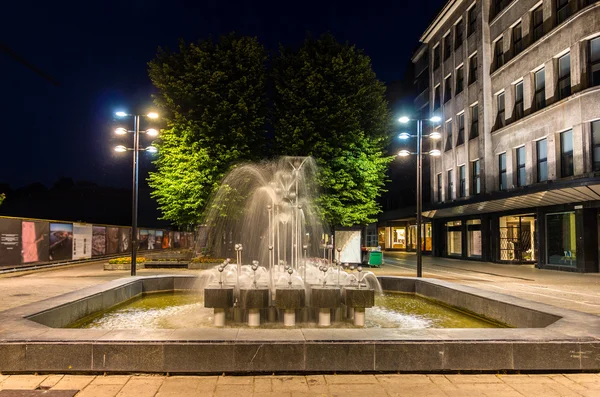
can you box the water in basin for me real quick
[69,291,505,329]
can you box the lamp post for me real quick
[397,115,442,277]
[114,111,159,276]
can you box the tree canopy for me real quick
[272,33,393,226]
[148,33,268,226]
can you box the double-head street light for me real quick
[397,115,442,278]
[114,111,160,276]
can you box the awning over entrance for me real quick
[422,181,600,219]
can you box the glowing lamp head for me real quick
[429,131,442,140]
[429,149,442,157]
[429,115,442,123]
[398,116,410,124]
[397,149,411,157]
[146,128,158,137]
[398,132,411,140]
[147,112,159,119]
[115,127,127,135]
[115,111,128,117]
[145,146,158,154]
[114,145,127,153]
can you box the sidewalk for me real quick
[1,373,599,397]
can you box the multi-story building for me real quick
[415,0,600,272]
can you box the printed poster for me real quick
[72,223,92,260]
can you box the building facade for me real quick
[415,0,600,272]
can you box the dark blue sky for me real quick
[1,0,445,189]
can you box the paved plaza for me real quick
[1,254,600,396]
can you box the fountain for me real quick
[200,156,381,327]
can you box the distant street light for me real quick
[114,111,160,276]
[396,115,442,278]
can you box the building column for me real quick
[576,208,599,272]
[536,207,546,268]
[572,123,585,176]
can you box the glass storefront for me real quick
[377,227,386,250]
[499,214,536,262]
[467,219,482,258]
[446,221,462,256]
[546,212,576,266]
[407,223,432,252]
[391,227,406,249]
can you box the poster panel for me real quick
[92,226,106,256]
[0,218,22,267]
[173,232,181,249]
[148,230,156,250]
[335,230,362,264]
[162,231,170,249]
[49,223,73,261]
[186,232,194,250]
[155,230,163,250]
[73,223,92,260]
[118,227,131,253]
[139,229,149,251]
[196,226,208,253]
[22,221,50,263]
[106,227,119,254]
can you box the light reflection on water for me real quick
[71,292,502,329]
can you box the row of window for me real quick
[441,105,480,152]
[436,121,600,202]
[432,2,477,69]
[495,37,600,130]
[433,53,478,111]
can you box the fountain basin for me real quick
[1,275,599,373]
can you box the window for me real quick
[468,54,478,84]
[459,165,466,197]
[557,53,571,100]
[532,5,544,42]
[447,169,454,200]
[470,105,479,139]
[455,20,464,49]
[534,68,546,110]
[560,129,574,177]
[516,146,526,187]
[546,212,576,267]
[467,219,482,258]
[500,215,536,261]
[444,76,452,103]
[494,38,504,70]
[472,159,481,194]
[494,0,512,17]
[590,37,600,87]
[434,85,441,111]
[445,121,453,152]
[537,139,548,182]
[593,120,600,171]
[444,34,452,60]
[468,5,477,36]
[446,221,462,256]
[456,66,464,94]
[457,113,465,146]
[496,92,505,128]
[437,173,443,202]
[557,0,569,25]
[433,45,440,69]
[499,153,507,190]
[514,81,524,120]
[512,23,523,56]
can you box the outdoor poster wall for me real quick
[73,223,92,260]
[92,226,106,256]
[335,230,362,264]
[139,229,149,250]
[49,223,73,261]
[106,227,119,254]
[0,218,22,267]
[22,221,49,263]
[118,228,130,253]
[148,230,156,250]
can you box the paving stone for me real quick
[0,376,47,390]
[564,373,600,383]
[508,383,568,397]
[254,378,272,392]
[89,376,131,385]
[217,376,253,385]
[38,376,64,389]
[115,376,164,397]
[213,384,252,397]
[0,391,78,397]
[51,376,96,390]
[327,383,388,397]
[324,375,378,384]
[427,374,455,387]
[305,375,326,386]
[272,376,309,392]
[385,384,448,397]
[545,381,586,396]
[444,374,503,384]
[376,374,432,385]
[253,393,292,397]
[76,384,124,397]
[156,377,200,396]
[547,374,589,392]
[498,374,547,384]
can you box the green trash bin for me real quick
[368,251,383,267]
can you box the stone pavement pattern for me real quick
[1,374,600,396]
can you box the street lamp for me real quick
[396,115,441,277]
[114,111,160,276]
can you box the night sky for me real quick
[1,0,446,189]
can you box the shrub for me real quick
[108,257,147,265]
[190,257,233,264]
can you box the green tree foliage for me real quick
[0,193,5,206]
[148,34,268,226]
[272,33,393,226]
